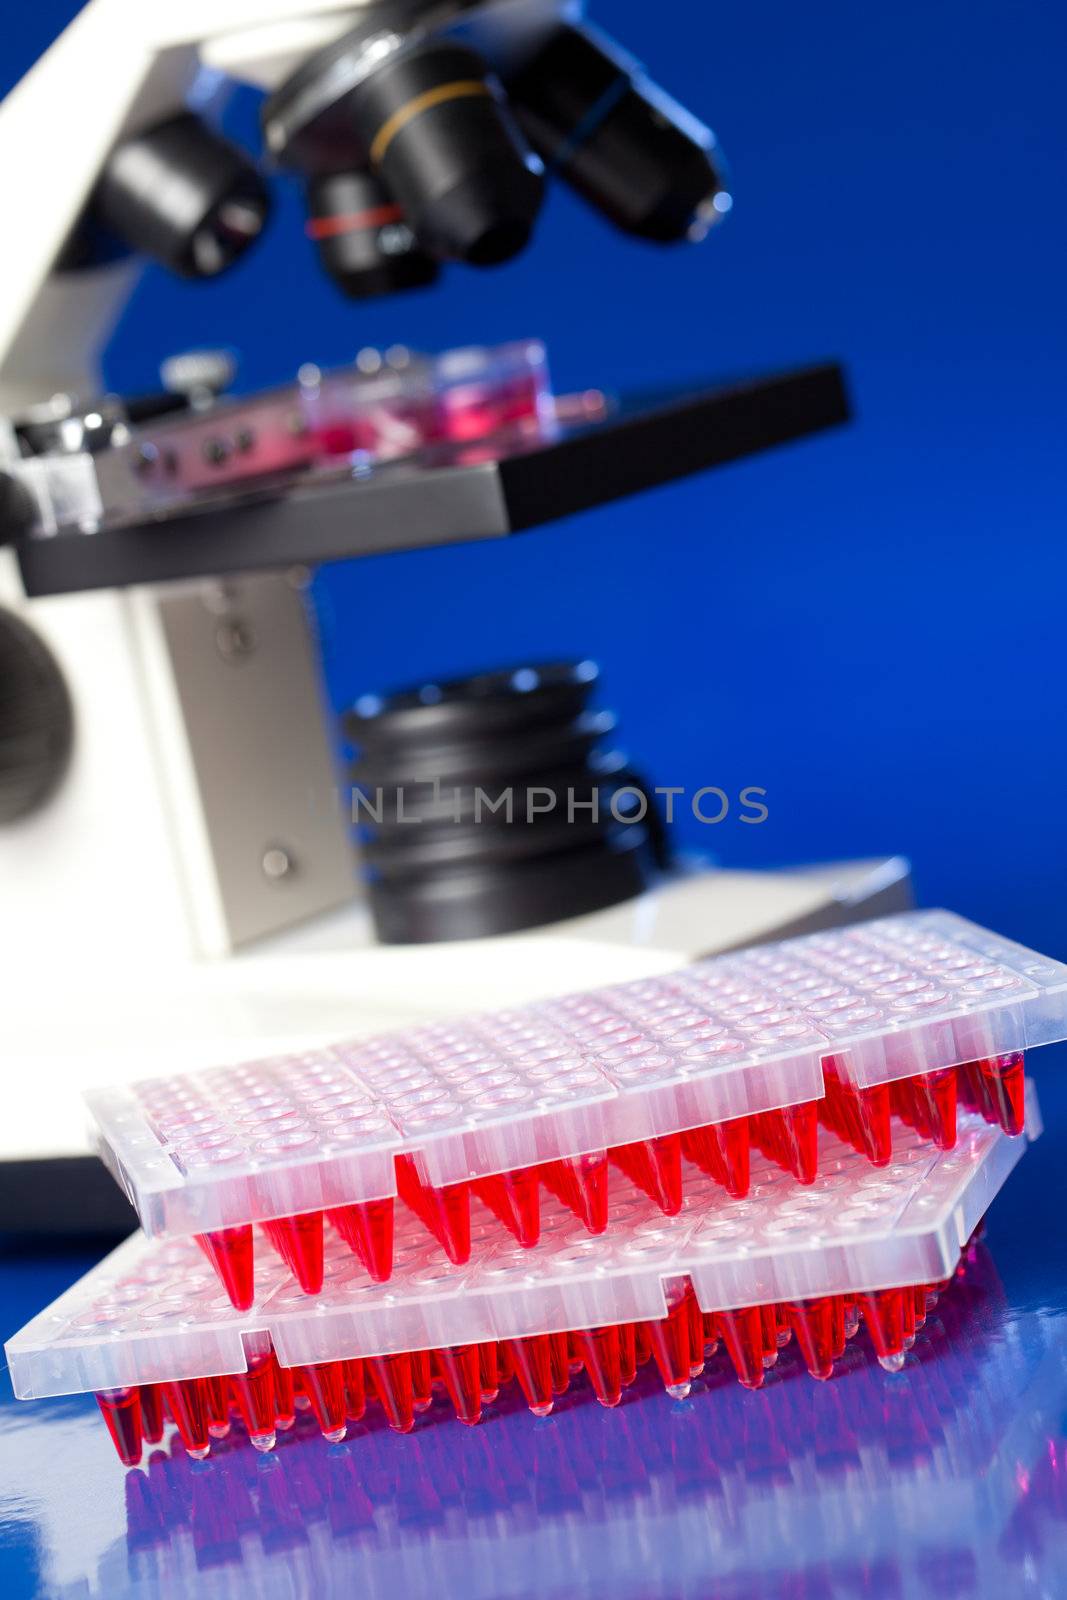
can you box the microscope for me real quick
[0,1,900,1222]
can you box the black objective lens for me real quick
[349,42,544,266]
[306,170,439,298]
[508,25,729,243]
[93,112,270,279]
[265,35,544,270]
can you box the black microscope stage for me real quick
[16,362,848,597]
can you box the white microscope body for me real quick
[0,3,902,1172]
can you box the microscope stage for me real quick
[15,363,847,597]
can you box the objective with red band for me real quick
[305,170,439,298]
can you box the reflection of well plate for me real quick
[4,1240,1067,1600]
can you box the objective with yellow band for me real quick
[263,8,727,296]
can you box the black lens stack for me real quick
[347,662,663,944]
[345,41,545,267]
[508,24,727,243]
[306,170,440,298]
[93,113,270,279]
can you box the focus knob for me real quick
[160,349,237,411]
[0,471,35,544]
[0,608,74,823]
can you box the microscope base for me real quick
[0,855,911,1235]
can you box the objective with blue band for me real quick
[507,23,730,243]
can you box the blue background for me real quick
[4,11,1067,1594]
[7,0,1067,957]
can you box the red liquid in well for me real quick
[573,1327,623,1408]
[196,1226,255,1312]
[749,1103,820,1185]
[297,1361,346,1441]
[93,1259,980,1463]
[716,1307,766,1390]
[139,1384,165,1445]
[231,1356,277,1452]
[610,1135,683,1215]
[261,1213,324,1295]
[680,1117,750,1198]
[96,1389,143,1467]
[509,1335,554,1416]
[328,1198,395,1282]
[434,1345,483,1426]
[395,1155,471,1265]
[539,1151,609,1233]
[977,1052,1026,1136]
[471,1167,541,1248]
[163,1379,211,1459]
[342,1358,366,1422]
[367,1352,415,1434]
[202,1376,231,1439]
[643,1295,692,1399]
[478,1341,500,1402]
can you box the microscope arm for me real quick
[0,0,568,415]
[0,0,369,414]
[0,1,189,411]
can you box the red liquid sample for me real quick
[549,1333,571,1396]
[298,1361,346,1441]
[272,1356,295,1430]
[471,1167,541,1247]
[196,1226,255,1312]
[342,1359,366,1422]
[96,1389,143,1466]
[574,1326,623,1408]
[367,1352,415,1434]
[785,1298,838,1381]
[434,1345,483,1425]
[858,1288,907,1372]
[478,1341,500,1402]
[261,1212,324,1294]
[681,1117,750,1198]
[395,1155,471,1265]
[893,1068,958,1150]
[610,1134,683,1215]
[231,1356,277,1452]
[978,1052,1026,1136]
[505,1336,552,1417]
[139,1384,165,1445]
[163,1379,211,1459]
[539,1151,609,1233]
[92,1262,976,1463]
[202,1375,231,1439]
[820,1062,893,1167]
[410,1349,433,1413]
[327,1198,395,1282]
[643,1296,692,1399]
[716,1307,766,1389]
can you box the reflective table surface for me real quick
[3,1054,1066,1600]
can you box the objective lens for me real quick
[93,112,270,279]
[266,34,544,271]
[306,170,439,298]
[508,25,728,243]
[347,41,545,267]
